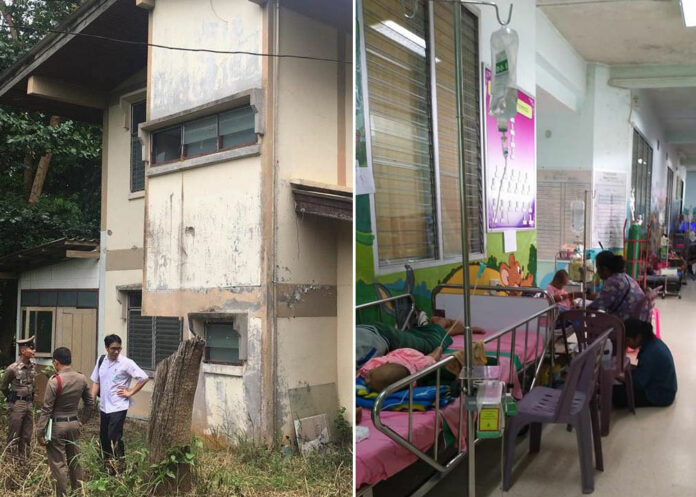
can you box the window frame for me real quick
[359,0,487,275]
[126,291,182,374]
[20,307,55,358]
[130,100,147,193]
[631,128,653,224]
[202,320,244,366]
[150,105,257,166]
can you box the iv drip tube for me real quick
[453,3,476,496]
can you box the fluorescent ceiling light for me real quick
[681,0,696,27]
[371,20,426,57]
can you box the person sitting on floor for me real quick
[613,318,677,408]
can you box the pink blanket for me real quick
[355,401,466,489]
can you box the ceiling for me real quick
[539,0,696,164]
[538,0,695,65]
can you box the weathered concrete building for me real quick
[0,0,352,442]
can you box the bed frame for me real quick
[356,288,557,497]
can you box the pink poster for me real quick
[484,67,536,231]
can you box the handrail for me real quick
[356,293,416,331]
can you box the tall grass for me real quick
[0,411,352,496]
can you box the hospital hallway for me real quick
[430,284,696,497]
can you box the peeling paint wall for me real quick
[275,7,352,436]
[149,0,263,120]
[145,159,263,291]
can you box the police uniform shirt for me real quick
[1,360,37,399]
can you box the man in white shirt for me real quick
[90,334,148,470]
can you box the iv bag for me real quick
[489,26,519,126]
[570,200,585,235]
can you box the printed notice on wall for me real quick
[592,171,627,249]
[537,169,592,260]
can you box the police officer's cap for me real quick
[17,336,34,346]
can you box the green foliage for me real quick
[0,192,98,255]
[333,407,352,448]
[0,1,101,257]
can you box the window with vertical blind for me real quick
[363,0,485,269]
[127,292,181,371]
[631,129,652,224]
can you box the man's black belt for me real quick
[16,395,33,401]
[53,415,79,423]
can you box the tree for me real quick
[0,0,101,256]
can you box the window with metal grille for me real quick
[363,0,485,268]
[631,129,652,224]
[131,101,146,192]
[127,292,181,371]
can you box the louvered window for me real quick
[130,101,146,192]
[127,292,181,371]
[363,0,485,268]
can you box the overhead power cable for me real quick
[9,24,352,65]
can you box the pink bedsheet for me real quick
[450,328,546,366]
[355,401,465,489]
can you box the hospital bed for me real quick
[355,288,557,496]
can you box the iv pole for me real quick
[396,2,513,495]
[453,3,475,497]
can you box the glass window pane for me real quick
[77,291,98,308]
[57,291,77,307]
[153,126,181,163]
[21,291,39,306]
[183,115,218,157]
[434,4,483,258]
[204,322,240,363]
[131,102,147,192]
[35,311,52,354]
[38,291,57,307]
[129,291,142,309]
[365,0,436,266]
[219,107,256,149]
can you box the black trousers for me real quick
[612,384,652,408]
[99,410,128,460]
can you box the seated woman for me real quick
[613,318,677,407]
[587,251,647,321]
[546,270,583,311]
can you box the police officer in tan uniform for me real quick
[36,347,94,497]
[0,336,37,459]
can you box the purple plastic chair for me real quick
[503,330,610,494]
[560,310,635,436]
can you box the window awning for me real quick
[0,0,148,123]
[290,179,353,222]
[0,238,99,276]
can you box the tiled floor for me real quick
[429,282,696,496]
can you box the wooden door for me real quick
[55,308,97,382]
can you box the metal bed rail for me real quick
[356,293,416,331]
[367,299,557,483]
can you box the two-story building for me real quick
[0,0,352,443]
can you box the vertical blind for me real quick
[365,0,485,266]
[365,0,437,265]
[631,129,653,224]
[434,3,484,257]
